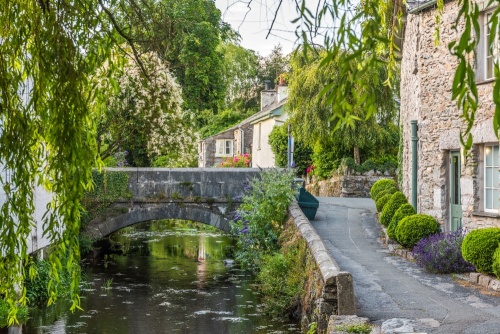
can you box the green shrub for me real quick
[380,192,408,226]
[375,193,392,212]
[493,245,500,279]
[387,204,415,241]
[370,178,396,199]
[373,186,397,203]
[258,242,307,317]
[0,299,28,327]
[462,228,500,274]
[395,214,440,248]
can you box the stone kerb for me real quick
[288,202,356,319]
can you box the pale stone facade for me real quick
[400,0,500,231]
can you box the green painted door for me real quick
[450,151,462,231]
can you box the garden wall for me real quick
[288,202,355,332]
[305,171,397,198]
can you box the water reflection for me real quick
[24,220,300,334]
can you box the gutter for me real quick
[408,0,437,14]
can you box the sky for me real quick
[215,0,301,56]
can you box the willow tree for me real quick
[288,50,398,169]
[291,0,500,148]
[0,0,118,320]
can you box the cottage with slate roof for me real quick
[400,0,500,230]
[198,81,288,168]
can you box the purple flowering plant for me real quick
[229,170,296,271]
[412,228,475,274]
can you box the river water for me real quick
[24,220,301,334]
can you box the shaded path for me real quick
[312,197,500,333]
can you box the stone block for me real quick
[336,272,355,315]
[478,275,492,287]
[469,272,480,284]
[488,278,500,291]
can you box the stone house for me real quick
[198,82,289,168]
[197,119,254,168]
[400,0,500,231]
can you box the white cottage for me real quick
[251,82,288,168]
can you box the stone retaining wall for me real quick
[306,172,397,198]
[288,202,355,332]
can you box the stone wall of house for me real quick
[400,2,500,231]
[305,172,397,198]
[198,122,253,167]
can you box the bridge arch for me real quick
[84,202,234,239]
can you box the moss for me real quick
[170,192,183,200]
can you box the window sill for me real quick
[472,211,500,218]
[476,78,496,86]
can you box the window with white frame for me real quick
[478,9,500,81]
[215,139,233,157]
[484,144,499,211]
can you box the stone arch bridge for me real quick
[83,168,267,239]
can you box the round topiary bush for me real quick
[462,228,500,274]
[492,245,500,279]
[374,186,397,203]
[370,179,396,199]
[387,203,415,241]
[376,193,392,213]
[380,192,408,226]
[395,214,440,249]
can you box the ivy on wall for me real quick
[81,170,131,225]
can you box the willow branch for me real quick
[98,0,150,80]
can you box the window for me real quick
[484,144,499,211]
[215,139,233,157]
[478,9,500,81]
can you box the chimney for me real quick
[265,80,271,90]
[277,85,288,102]
[261,81,276,110]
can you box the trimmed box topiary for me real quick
[375,193,392,213]
[462,227,500,274]
[395,214,440,249]
[492,245,500,279]
[380,192,408,226]
[387,203,415,241]
[373,186,397,203]
[370,178,396,199]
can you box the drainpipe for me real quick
[411,120,418,211]
[239,127,244,155]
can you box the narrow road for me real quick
[312,197,500,334]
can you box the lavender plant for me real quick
[412,229,475,274]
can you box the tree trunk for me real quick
[354,147,360,165]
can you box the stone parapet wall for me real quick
[288,202,355,332]
[106,167,266,201]
[305,172,397,198]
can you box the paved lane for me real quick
[311,197,500,334]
